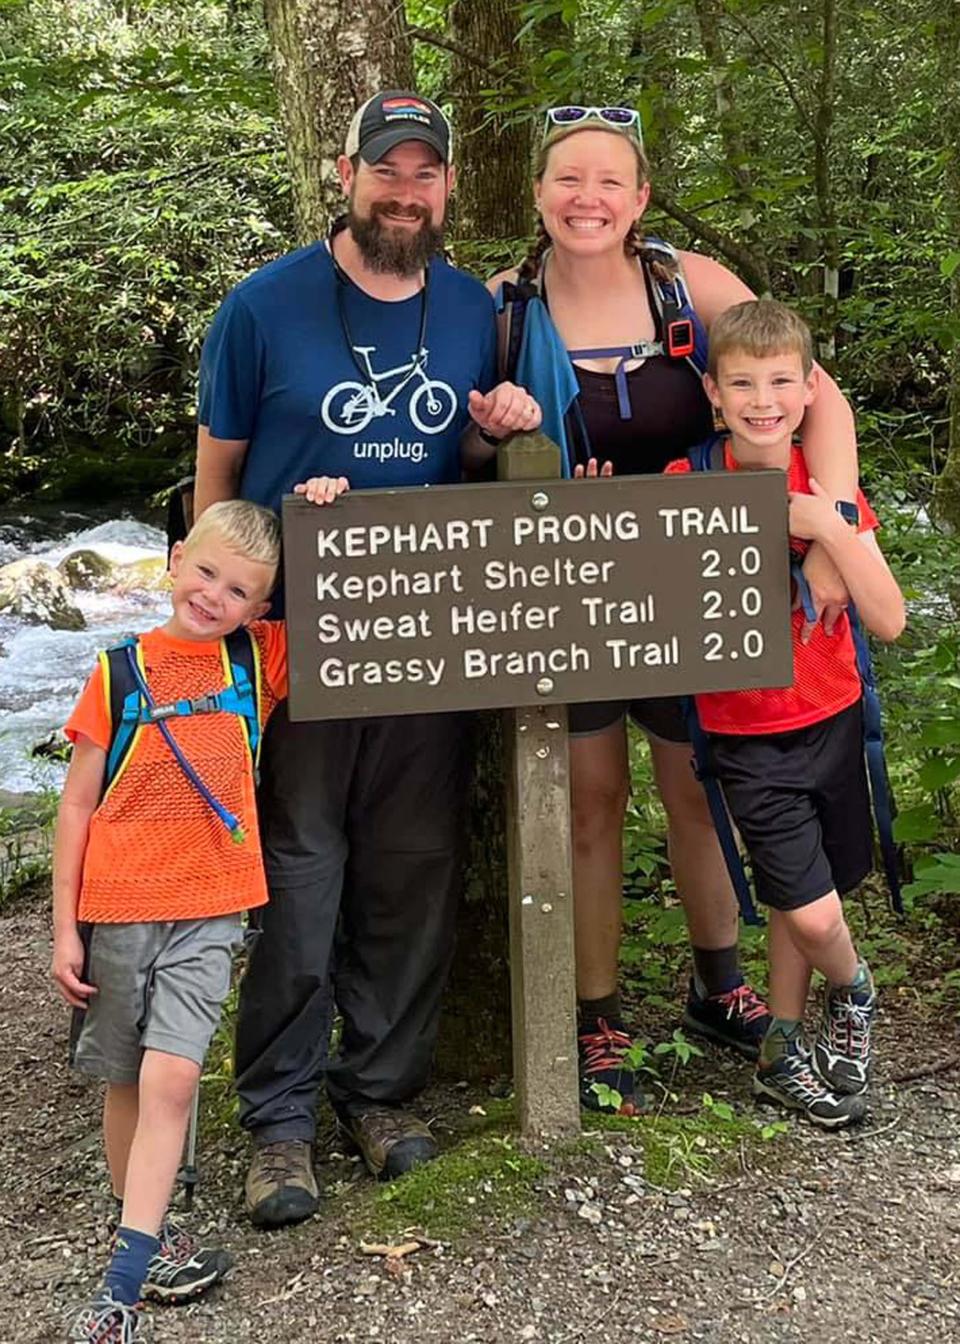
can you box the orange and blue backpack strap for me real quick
[220,627,262,772]
[101,636,147,800]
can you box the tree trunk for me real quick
[933,0,960,529]
[629,5,682,200]
[692,0,771,293]
[262,0,413,246]
[448,0,532,249]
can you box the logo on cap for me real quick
[380,97,433,126]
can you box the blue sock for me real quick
[692,945,743,998]
[104,1225,159,1306]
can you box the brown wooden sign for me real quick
[283,472,793,721]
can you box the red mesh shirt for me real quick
[665,443,878,735]
[65,622,287,922]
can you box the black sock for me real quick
[692,945,743,998]
[578,992,622,1028]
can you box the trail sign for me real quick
[284,471,792,721]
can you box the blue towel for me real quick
[496,285,579,477]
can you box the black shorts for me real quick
[707,701,872,911]
[568,695,690,743]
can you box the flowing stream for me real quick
[0,512,167,797]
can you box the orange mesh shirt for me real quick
[65,622,287,923]
[665,443,878,735]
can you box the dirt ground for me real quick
[5,884,960,1344]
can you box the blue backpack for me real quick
[684,433,904,922]
[100,627,262,844]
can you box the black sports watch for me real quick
[835,500,860,529]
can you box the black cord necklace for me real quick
[329,219,430,384]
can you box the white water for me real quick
[0,517,168,795]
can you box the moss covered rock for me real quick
[111,556,168,595]
[58,548,116,591]
[0,558,85,631]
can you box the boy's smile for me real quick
[166,537,273,642]
[704,350,818,466]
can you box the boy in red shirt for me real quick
[666,300,905,1128]
[53,499,289,1342]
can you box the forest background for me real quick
[1,0,959,930]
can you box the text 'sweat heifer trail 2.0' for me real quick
[283,472,793,720]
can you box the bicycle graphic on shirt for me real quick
[320,345,457,435]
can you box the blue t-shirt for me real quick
[198,242,497,512]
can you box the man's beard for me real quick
[347,199,444,277]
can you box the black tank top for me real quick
[564,265,713,474]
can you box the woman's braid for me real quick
[517,215,551,285]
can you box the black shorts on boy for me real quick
[707,700,873,910]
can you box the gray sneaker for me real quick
[339,1106,437,1181]
[244,1139,318,1228]
[753,1042,867,1129]
[813,977,876,1095]
[141,1217,232,1303]
[66,1289,142,1342]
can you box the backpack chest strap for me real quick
[136,679,255,726]
[567,341,665,419]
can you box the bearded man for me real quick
[195,91,539,1227]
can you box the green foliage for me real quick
[0,794,57,905]
[587,1103,783,1186]
[0,0,289,500]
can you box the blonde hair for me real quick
[184,499,281,572]
[708,300,814,378]
[519,124,652,284]
[536,122,650,185]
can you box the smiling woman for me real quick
[486,107,864,1120]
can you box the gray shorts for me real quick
[70,914,244,1084]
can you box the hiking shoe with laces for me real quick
[141,1217,232,1304]
[578,1017,641,1116]
[66,1289,142,1343]
[682,979,771,1059]
[338,1106,437,1181]
[244,1139,318,1228]
[813,977,876,1096]
[753,1043,867,1129]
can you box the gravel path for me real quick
[5,886,959,1343]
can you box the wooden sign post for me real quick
[498,434,579,1135]
[282,435,794,1136]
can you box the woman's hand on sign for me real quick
[788,478,840,542]
[573,457,614,480]
[294,476,350,506]
[468,384,542,439]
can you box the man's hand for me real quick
[791,479,851,640]
[573,457,614,479]
[468,384,541,440]
[293,476,350,505]
[51,926,97,1009]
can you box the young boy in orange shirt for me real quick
[53,498,291,1342]
[666,300,905,1128]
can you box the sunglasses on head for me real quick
[543,106,643,145]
